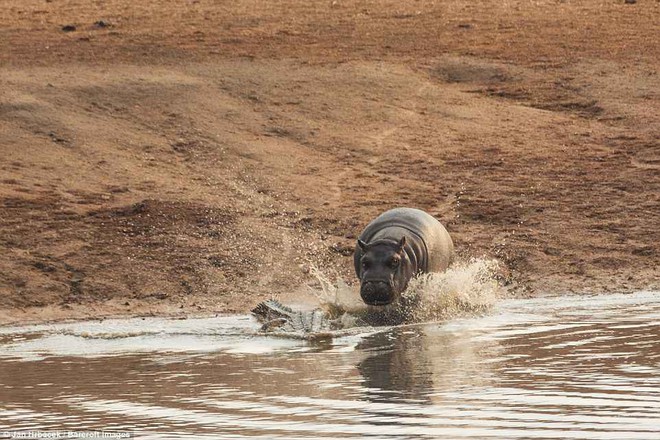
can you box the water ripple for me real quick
[0,291,658,439]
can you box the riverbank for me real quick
[1,0,658,325]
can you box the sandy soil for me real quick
[0,0,658,325]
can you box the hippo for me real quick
[354,208,454,306]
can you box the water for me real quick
[311,259,502,324]
[0,291,659,439]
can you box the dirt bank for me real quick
[1,0,658,324]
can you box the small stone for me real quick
[93,20,111,29]
[624,0,636,3]
[61,25,76,32]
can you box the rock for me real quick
[61,25,76,32]
[48,132,68,144]
[93,20,111,29]
[329,242,354,256]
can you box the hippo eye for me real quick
[361,260,371,269]
[389,258,400,269]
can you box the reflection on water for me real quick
[0,291,659,439]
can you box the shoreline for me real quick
[1,1,658,323]
[2,286,658,328]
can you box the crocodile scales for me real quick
[251,300,338,339]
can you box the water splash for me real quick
[402,258,505,322]
[303,266,370,330]
[306,258,506,326]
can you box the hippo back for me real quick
[354,208,454,275]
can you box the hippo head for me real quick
[357,236,414,306]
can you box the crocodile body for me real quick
[251,300,336,339]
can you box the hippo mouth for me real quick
[365,298,393,306]
[360,280,396,306]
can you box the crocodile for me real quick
[251,300,338,340]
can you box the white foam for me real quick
[307,258,506,324]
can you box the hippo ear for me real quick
[397,236,407,251]
[357,239,368,251]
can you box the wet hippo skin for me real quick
[353,208,454,306]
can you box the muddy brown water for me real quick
[0,291,658,439]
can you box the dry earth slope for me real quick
[0,0,658,323]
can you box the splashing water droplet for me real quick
[403,258,505,322]
[305,266,364,318]
[306,259,507,326]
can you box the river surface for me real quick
[0,291,659,439]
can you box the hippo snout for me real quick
[360,280,395,306]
